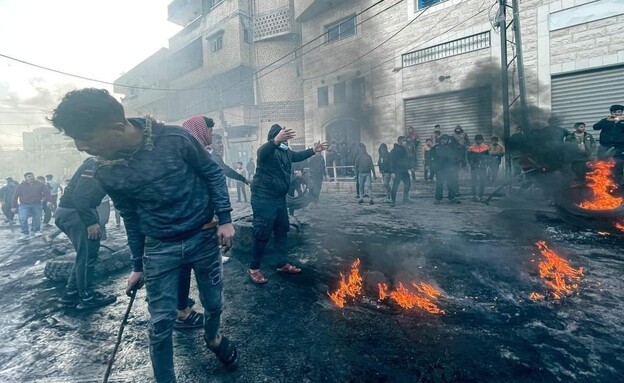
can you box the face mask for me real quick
[279,143,289,150]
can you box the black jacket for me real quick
[94,118,232,272]
[390,144,410,173]
[59,158,106,226]
[252,141,315,199]
[593,118,624,146]
[212,151,247,183]
[355,153,375,174]
[0,183,16,205]
[430,143,460,171]
[377,151,392,173]
[308,154,327,179]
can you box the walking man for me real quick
[355,143,376,205]
[55,158,116,309]
[46,174,63,210]
[467,134,490,202]
[248,124,327,284]
[51,88,239,382]
[246,158,256,180]
[377,143,392,202]
[390,137,412,207]
[593,104,624,183]
[12,172,51,241]
[308,152,327,204]
[0,177,17,223]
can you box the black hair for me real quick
[573,122,585,129]
[434,124,440,129]
[24,172,33,177]
[491,136,499,141]
[203,117,215,128]
[45,174,53,180]
[49,88,125,139]
[610,105,624,113]
[378,143,388,154]
[475,134,484,141]
[425,138,432,142]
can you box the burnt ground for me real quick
[0,184,623,383]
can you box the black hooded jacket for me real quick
[593,118,624,146]
[390,143,410,173]
[252,125,315,199]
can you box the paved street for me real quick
[0,186,623,383]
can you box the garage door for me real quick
[404,87,492,169]
[552,65,624,129]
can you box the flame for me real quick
[378,282,444,314]
[615,222,624,232]
[531,241,583,300]
[578,159,623,210]
[529,292,545,301]
[328,259,363,308]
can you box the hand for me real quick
[245,179,251,186]
[274,128,296,144]
[87,224,101,240]
[125,271,144,297]
[313,141,329,153]
[217,223,235,248]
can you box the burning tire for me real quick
[43,246,132,282]
[555,185,624,232]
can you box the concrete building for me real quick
[115,0,305,165]
[296,0,624,168]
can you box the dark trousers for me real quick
[42,202,52,224]
[489,160,501,183]
[435,167,459,201]
[424,163,435,181]
[1,203,14,221]
[97,200,110,240]
[471,167,487,199]
[309,176,323,203]
[391,171,411,203]
[236,182,247,202]
[251,195,289,270]
[54,207,100,296]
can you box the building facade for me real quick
[296,0,624,168]
[115,0,305,165]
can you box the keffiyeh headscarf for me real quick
[182,115,211,147]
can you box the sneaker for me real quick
[17,234,30,242]
[222,256,231,264]
[363,194,370,198]
[369,200,374,205]
[76,291,117,310]
[59,290,79,305]
[358,199,364,204]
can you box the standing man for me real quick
[593,105,624,183]
[452,125,470,168]
[234,162,248,203]
[51,89,239,382]
[12,172,51,241]
[246,158,256,180]
[55,158,116,309]
[37,176,53,226]
[488,136,505,184]
[423,138,435,182]
[431,125,442,145]
[308,152,327,204]
[248,124,327,284]
[355,143,376,205]
[46,174,63,210]
[0,177,17,224]
[467,134,490,202]
[430,135,461,204]
[389,137,412,207]
[377,143,392,203]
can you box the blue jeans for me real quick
[144,228,223,383]
[358,173,373,200]
[18,204,42,234]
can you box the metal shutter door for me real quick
[404,87,492,169]
[551,65,624,128]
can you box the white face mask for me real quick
[279,143,289,150]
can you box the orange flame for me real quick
[529,292,545,301]
[378,282,444,314]
[328,259,363,308]
[615,222,624,232]
[531,241,583,300]
[578,159,623,210]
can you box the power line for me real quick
[0,0,400,95]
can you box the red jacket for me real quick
[12,181,50,208]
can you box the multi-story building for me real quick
[296,0,624,167]
[115,0,305,165]
[18,128,85,180]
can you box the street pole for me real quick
[511,0,529,131]
[498,0,511,182]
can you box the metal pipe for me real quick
[498,0,511,182]
[511,0,529,131]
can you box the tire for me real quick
[43,246,132,282]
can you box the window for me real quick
[351,77,365,102]
[417,0,447,10]
[334,82,346,104]
[243,28,251,43]
[211,34,223,52]
[169,37,204,78]
[326,15,356,43]
[318,86,328,107]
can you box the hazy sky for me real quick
[0,0,181,148]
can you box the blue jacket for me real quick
[94,118,232,272]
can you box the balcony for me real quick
[295,0,356,21]
[168,0,202,26]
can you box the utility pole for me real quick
[497,0,528,183]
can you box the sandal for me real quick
[248,269,268,284]
[174,309,204,330]
[207,336,239,370]
[276,263,301,274]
